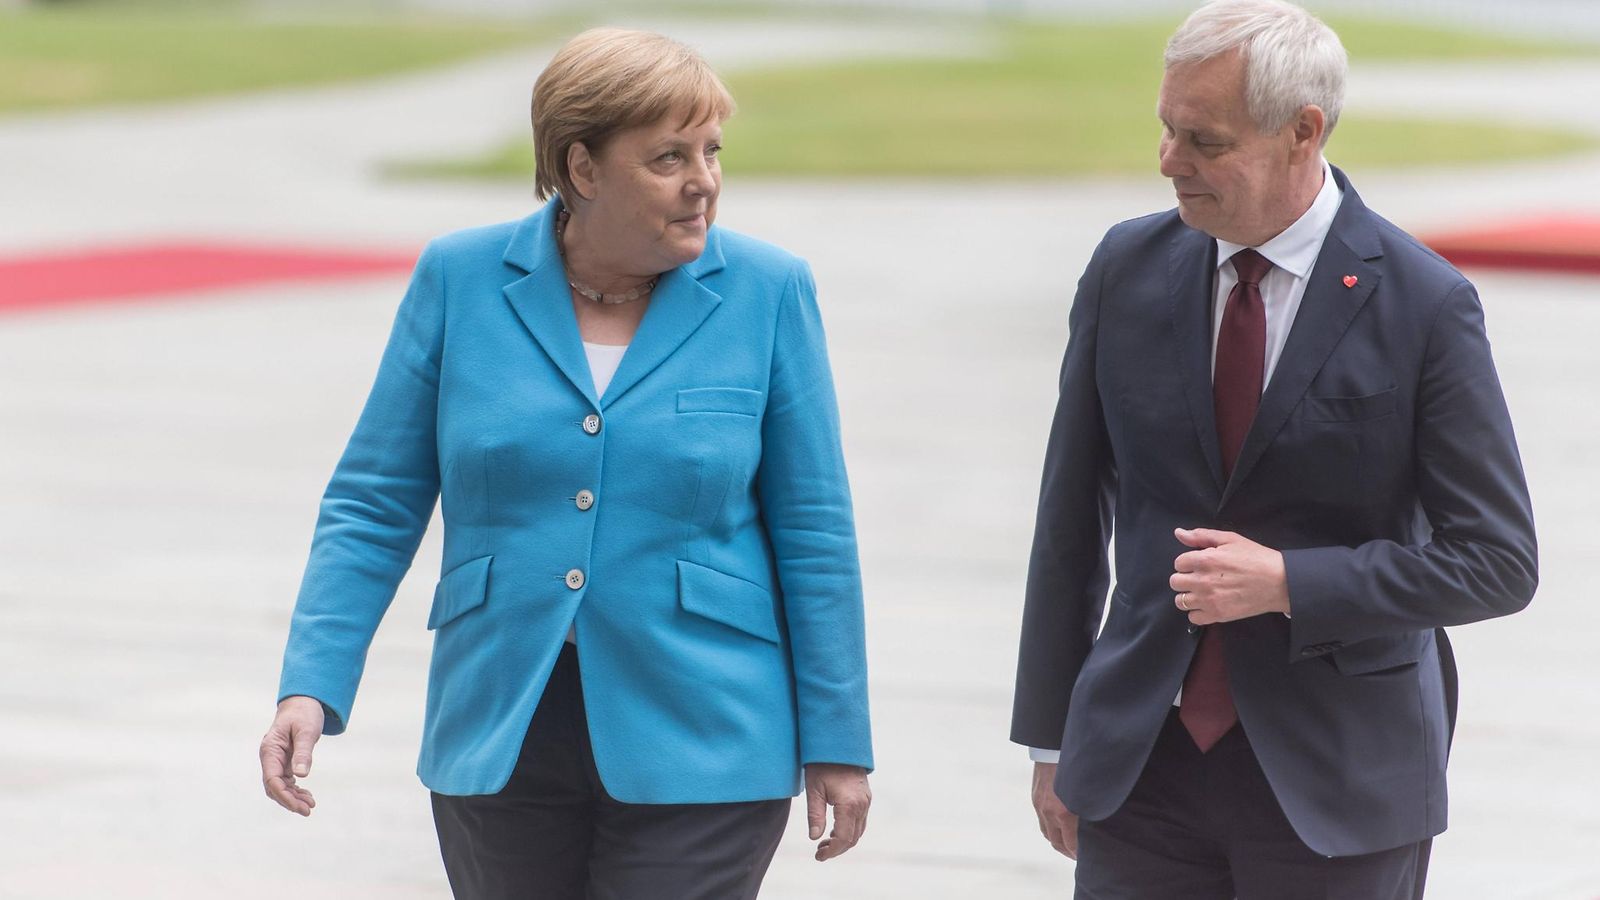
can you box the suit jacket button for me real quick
[575,490,595,511]
[565,569,585,590]
[582,414,601,435]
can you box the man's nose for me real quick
[1158,137,1190,179]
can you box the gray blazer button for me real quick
[565,569,585,590]
[582,415,601,435]
[575,490,595,511]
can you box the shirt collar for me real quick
[1215,158,1343,280]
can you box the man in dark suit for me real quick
[1010,1,1537,897]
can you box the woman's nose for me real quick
[685,155,716,195]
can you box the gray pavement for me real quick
[2,17,1598,900]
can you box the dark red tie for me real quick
[1180,248,1271,752]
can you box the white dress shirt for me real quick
[1029,160,1344,764]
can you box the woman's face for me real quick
[570,111,723,276]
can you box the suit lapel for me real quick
[502,202,600,406]
[1219,171,1383,508]
[499,202,728,410]
[598,260,722,409]
[1169,228,1226,495]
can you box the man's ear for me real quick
[567,142,598,202]
[1289,105,1326,165]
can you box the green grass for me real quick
[393,17,1598,181]
[5,4,1592,175]
[1324,15,1600,60]
[0,4,556,115]
[721,20,1596,176]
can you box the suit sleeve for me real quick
[757,260,873,771]
[276,243,445,734]
[1010,237,1117,750]
[1282,279,1537,656]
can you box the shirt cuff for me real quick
[1029,747,1062,764]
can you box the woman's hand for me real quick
[259,695,325,816]
[804,763,871,861]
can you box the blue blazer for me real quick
[1011,168,1537,856]
[279,200,873,802]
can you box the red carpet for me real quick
[0,242,418,314]
[2,220,1592,316]
[1425,216,1600,275]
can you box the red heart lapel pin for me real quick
[1342,275,1359,288]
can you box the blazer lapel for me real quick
[502,202,600,407]
[598,230,725,409]
[1219,172,1383,508]
[1169,228,1226,495]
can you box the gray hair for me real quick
[1165,0,1348,146]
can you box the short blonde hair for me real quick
[532,28,736,202]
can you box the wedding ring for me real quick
[1178,595,1190,611]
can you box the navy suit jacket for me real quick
[1011,168,1537,856]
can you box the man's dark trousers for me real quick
[1075,711,1430,899]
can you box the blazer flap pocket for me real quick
[677,560,780,643]
[677,387,763,416]
[1301,387,1397,423]
[428,555,493,630]
[1328,631,1425,676]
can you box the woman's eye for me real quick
[659,151,682,162]
[706,144,722,157]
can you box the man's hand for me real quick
[805,763,871,861]
[1170,528,1291,624]
[1032,762,1079,858]
[259,695,325,816]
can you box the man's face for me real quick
[1157,50,1300,245]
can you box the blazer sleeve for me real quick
[1282,278,1538,657]
[276,243,446,734]
[756,260,874,771]
[1010,235,1117,751]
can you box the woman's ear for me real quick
[567,142,599,202]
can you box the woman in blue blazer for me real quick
[257,28,873,899]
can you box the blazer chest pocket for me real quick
[1300,387,1397,423]
[428,555,492,630]
[677,559,780,643]
[678,387,763,417]
[1327,631,1425,677]
[678,389,764,530]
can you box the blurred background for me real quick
[2,1,1596,897]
